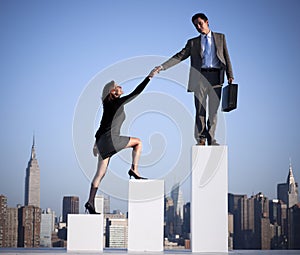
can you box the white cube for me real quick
[191,145,228,253]
[128,179,164,252]
[67,214,103,252]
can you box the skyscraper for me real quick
[288,203,300,249]
[62,196,79,224]
[182,202,190,239]
[269,199,286,249]
[287,164,298,208]
[0,195,8,247]
[228,193,248,249]
[171,183,184,220]
[277,161,299,208]
[253,193,270,249]
[24,136,40,208]
[164,197,174,238]
[171,183,184,235]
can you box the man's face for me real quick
[193,17,210,34]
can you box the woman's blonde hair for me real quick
[102,80,115,103]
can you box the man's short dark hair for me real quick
[191,13,208,23]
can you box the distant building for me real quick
[171,183,184,220]
[164,196,174,238]
[0,195,7,247]
[277,162,299,249]
[104,196,110,214]
[269,199,286,249]
[40,208,55,247]
[0,195,18,248]
[250,192,270,249]
[182,202,190,239]
[57,222,67,241]
[104,213,127,248]
[277,162,299,208]
[5,208,18,247]
[18,205,41,247]
[288,203,300,249]
[24,137,40,208]
[171,183,184,236]
[62,196,79,224]
[228,213,234,250]
[228,193,248,249]
[95,194,110,214]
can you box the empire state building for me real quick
[24,136,40,208]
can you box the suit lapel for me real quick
[196,35,203,58]
[212,32,226,67]
[212,32,220,53]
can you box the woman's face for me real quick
[111,84,123,98]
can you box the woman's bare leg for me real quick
[92,156,110,187]
[87,157,110,207]
[126,137,142,175]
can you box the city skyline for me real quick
[1,0,300,215]
[0,143,298,217]
[0,156,298,249]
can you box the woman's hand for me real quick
[93,142,99,157]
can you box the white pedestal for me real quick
[191,145,228,253]
[67,214,103,252]
[128,179,164,252]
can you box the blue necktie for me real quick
[204,35,210,66]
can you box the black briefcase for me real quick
[222,83,238,112]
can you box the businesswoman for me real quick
[85,68,158,214]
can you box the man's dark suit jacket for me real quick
[161,32,234,92]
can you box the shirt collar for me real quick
[201,30,212,38]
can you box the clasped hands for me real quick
[148,66,163,78]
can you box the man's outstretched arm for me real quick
[156,40,192,72]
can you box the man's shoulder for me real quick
[187,35,201,42]
[186,36,201,47]
[212,31,225,38]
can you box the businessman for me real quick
[156,13,234,145]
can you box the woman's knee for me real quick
[127,137,142,149]
[134,138,142,149]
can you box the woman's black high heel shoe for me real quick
[85,202,100,214]
[128,169,147,180]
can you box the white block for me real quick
[191,145,228,253]
[67,214,103,252]
[128,179,164,252]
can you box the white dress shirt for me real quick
[201,30,220,68]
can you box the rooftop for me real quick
[0,248,300,255]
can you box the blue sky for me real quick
[1,0,300,215]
